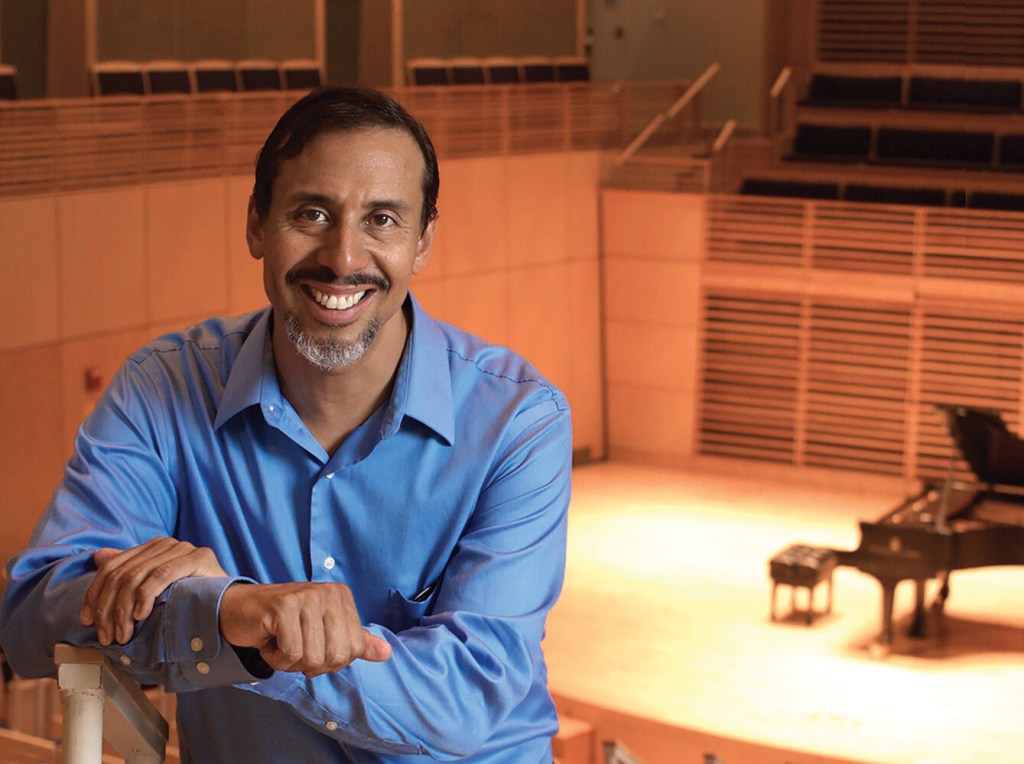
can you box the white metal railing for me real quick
[55,644,168,764]
[613,62,721,166]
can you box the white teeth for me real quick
[311,289,366,310]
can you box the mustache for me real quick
[285,267,390,292]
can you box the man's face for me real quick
[247,127,434,371]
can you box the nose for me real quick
[316,217,370,276]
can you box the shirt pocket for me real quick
[386,582,440,632]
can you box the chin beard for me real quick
[284,313,380,371]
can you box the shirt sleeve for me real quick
[236,398,573,759]
[0,361,260,690]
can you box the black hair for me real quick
[252,86,439,233]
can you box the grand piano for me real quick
[775,405,1024,652]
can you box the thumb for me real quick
[360,631,393,663]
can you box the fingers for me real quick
[221,582,392,677]
[81,537,227,646]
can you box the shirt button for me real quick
[190,637,204,653]
[196,661,210,675]
[119,655,131,667]
[267,405,275,413]
[325,472,335,480]
[325,720,338,731]
[323,556,336,570]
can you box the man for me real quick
[0,87,572,763]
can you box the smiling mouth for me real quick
[309,287,367,311]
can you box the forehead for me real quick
[275,127,425,194]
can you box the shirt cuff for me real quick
[163,575,272,687]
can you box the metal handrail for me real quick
[614,62,721,165]
[55,644,168,764]
[769,66,793,136]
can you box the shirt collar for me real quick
[214,308,280,430]
[213,297,455,446]
[386,294,454,445]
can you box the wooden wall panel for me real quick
[57,187,147,339]
[146,179,229,325]
[0,195,59,352]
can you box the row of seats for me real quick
[740,177,1024,211]
[804,72,1024,113]
[406,55,589,87]
[91,58,322,97]
[787,122,1024,171]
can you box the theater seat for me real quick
[449,58,486,85]
[0,63,16,100]
[908,76,1022,113]
[407,58,449,86]
[521,57,556,83]
[969,190,1024,211]
[740,178,840,200]
[805,74,903,107]
[790,123,872,161]
[238,59,282,91]
[145,61,193,95]
[93,61,145,96]
[876,128,994,168]
[844,184,947,207]
[484,57,521,85]
[997,134,1024,169]
[555,56,590,82]
[281,59,323,90]
[193,60,239,93]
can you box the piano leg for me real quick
[871,577,899,657]
[909,578,927,638]
[934,571,950,612]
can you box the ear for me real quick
[412,217,436,275]
[246,196,264,261]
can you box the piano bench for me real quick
[769,544,838,625]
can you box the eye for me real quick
[367,212,396,228]
[295,207,329,225]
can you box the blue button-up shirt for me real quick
[0,296,572,763]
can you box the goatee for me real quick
[284,313,380,371]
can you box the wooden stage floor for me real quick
[542,462,1024,764]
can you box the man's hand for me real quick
[219,582,392,677]
[80,537,227,646]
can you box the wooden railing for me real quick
[0,81,692,198]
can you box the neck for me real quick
[271,308,409,454]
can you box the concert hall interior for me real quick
[2,2,1024,763]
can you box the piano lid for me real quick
[938,404,1024,488]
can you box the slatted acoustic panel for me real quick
[701,292,801,463]
[922,208,1024,284]
[817,0,1024,67]
[706,196,806,268]
[803,299,912,475]
[916,300,1024,483]
[702,192,1024,481]
[700,291,913,475]
[810,203,917,274]
[916,0,1024,67]
[0,83,685,197]
[817,0,912,63]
